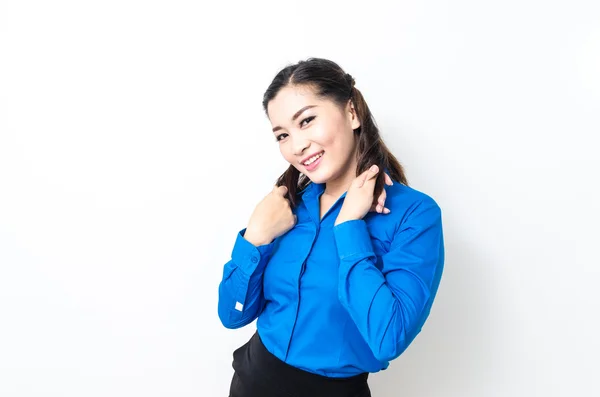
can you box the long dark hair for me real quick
[262,57,408,208]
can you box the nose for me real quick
[292,135,310,157]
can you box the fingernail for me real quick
[384,208,391,214]
[370,165,378,172]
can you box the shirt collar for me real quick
[300,180,352,226]
[300,166,391,199]
[300,181,325,199]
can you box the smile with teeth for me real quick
[303,152,324,166]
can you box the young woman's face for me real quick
[267,84,361,185]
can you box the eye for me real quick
[276,133,288,142]
[300,116,315,127]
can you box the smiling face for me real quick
[267,84,361,187]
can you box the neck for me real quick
[324,150,358,198]
[323,180,351,198]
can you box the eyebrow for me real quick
[272,105,317,133]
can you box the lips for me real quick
[301,151,324,166]
[303,152,324,172]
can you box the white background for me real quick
[1,1,599,396]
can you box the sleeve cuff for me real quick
[231,228,276,275]
[333,219,375,261]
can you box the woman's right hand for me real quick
[243,185,297,246]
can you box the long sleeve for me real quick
[333,199,444,362]
[217,228,276,329]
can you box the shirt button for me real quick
[251,256,258,263]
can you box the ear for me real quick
[347,99,361,130]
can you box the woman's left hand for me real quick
[335,165,393,226]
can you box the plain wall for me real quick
[1,0,599,396]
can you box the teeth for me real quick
[304,152,323,165]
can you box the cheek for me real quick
[311,129,335,149]
[279,145,295,163]
[319,128,346,153]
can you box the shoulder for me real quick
[370,182,442,233]
[386,182,441,212]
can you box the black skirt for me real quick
[229,331,371,397]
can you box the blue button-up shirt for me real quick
[218,179,445,377]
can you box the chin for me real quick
[305,175,326,184]
[302,168,333,184]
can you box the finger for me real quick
[377,190,387,207]
[385,173,393,186]
[365,165,380,184]
[274,185,288,196]
[369,204,391,214]
[358,165,380,187]
[370,205,390,214]
[369,187,386,210]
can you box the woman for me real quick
[218,58,445,397]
